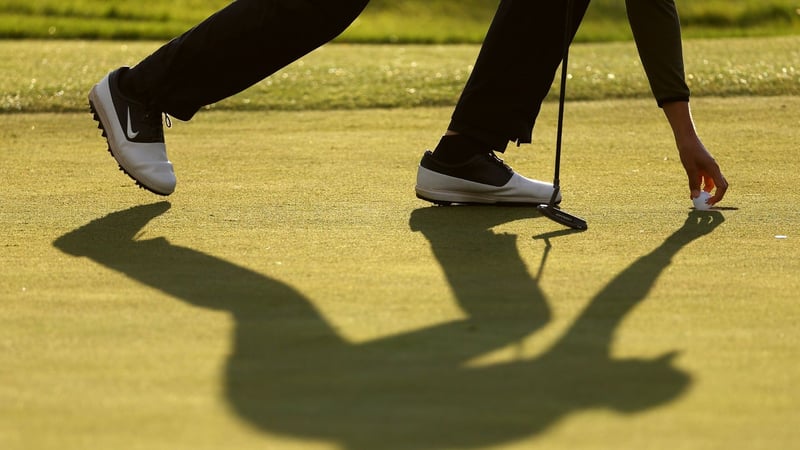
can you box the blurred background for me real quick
[1,0,799,43]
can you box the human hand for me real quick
[662,101,729,206]
[676,135,728,206]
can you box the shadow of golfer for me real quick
[54,203,723,450]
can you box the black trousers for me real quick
[128,0,370,120]
[451,0,590,150]
[128,0,589,150]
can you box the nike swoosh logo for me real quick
[126,107,139,139]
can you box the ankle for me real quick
[431,134,490,165]
[116,68,148,105]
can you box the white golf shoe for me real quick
[89,67,176,196]
[415,151,560,205]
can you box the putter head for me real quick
[537,204,588,231]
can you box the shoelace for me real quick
[489,152,513,173]
[137,110,170,140]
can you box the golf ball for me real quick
[693,191,712,210]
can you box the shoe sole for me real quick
[415,191,557,207]
[88,94,171,197]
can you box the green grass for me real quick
[1,37,799,114]
[1,0,799,42]
[2,95,800,449]
[1,35,799,450]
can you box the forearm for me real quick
[662,101,698,146]
[626,0,690,106]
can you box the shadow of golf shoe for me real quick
[53,202,171,257]
[409,204,540,235]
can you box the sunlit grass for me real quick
[1,0,799,42]
[2,96,799,449]
[1,37,798,114]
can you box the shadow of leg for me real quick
[410,206,552,350]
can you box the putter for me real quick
[537,0,588,231]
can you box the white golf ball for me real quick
[693,191,712,210]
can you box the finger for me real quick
[707,167,729,204]
[703,175,715,193]
[710,175,729,204]
[686,167,702,199]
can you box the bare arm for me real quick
[662,101,728,204]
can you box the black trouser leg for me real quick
[126,0,370,120]
[449,0,590,151]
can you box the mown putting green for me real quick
[1,93,798,449]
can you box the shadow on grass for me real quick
[53,203,724,449]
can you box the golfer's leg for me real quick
[449,0,590,151]
[124,0,370,120]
